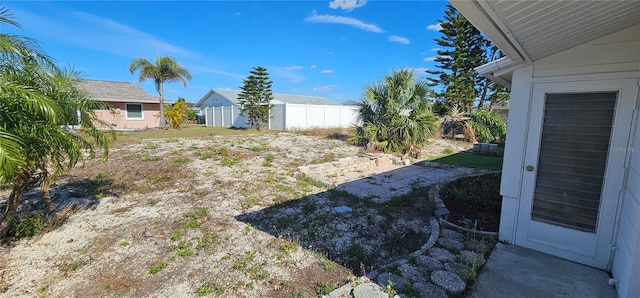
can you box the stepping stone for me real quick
[428,247,456,263]
[416,256,444,271]
[333,206,352,213]
[377,272,408,290]
[412,282,448,298]
[352,283,388,298]
[441,229,465,240]
[444,262,466,275]
[397,262,425,283]
[437,238,465,251]
[431,270,466,294]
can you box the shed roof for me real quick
[196,89,341,107]
[450,0,640,87]
[75,79,160,103]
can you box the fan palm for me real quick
[355,69,439,155]
[0,7,112,238]
[128,56,192,127]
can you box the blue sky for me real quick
[4,1,448,104]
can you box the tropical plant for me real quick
[469,110,506,144]
[164,97,191,128]
[355,69,439,155]
[0,7,112,238]
[237,66,273,129]
[439,105,477,143]
[128,56,192,127]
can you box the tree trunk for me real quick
[0,169,33,239]
[158,83,166,128]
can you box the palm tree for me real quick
[355,69,439,155]
[0,7,112,238]
[128,56,192,127]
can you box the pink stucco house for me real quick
[75,79,162,130]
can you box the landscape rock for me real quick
[444,262,466,275]
[352,283,389,298]
[431,270,466,294]
[416,255,444,271]
[397,262,426,283]
[437,237,465,251]
[377,272,408,290]
[412,282,448,298]
[333,206,353,213]
[441,229,465,240]
[428,247,456,262]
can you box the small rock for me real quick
[397,262,426,284]
[459,250,485,266]
[377,272,408,290]
[412,282,447,298]
[444,262,466,275]
[437,238,465,251]
[352,283,388,298]
[416,256,444,271]
[441,229,465,240]
[333,206,352,213]
[428,247,456,262]
[430,270,466,294]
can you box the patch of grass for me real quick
[148,260,168,275]
[119,240,130,247]
[170,156,191,167]
[316,281,333,296]
[170,230,183,241]
[184,208,209,219]
[248,145,267,152]
[443,147,455,155]
[176,241,194,257]
[195,283,214,297]
[280,239,299,256]
[310,153,336,164]
[149,173,171,184]
[59,257,91,273]
[221,156,240,167]
[428,152,503,171]
[9,214,45,238]
[382,263,401,276]
[182,220,202,229]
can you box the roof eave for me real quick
[450,0,530,63]
[474,56,526,89]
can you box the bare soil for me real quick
[0,132,471,297]
[440,172,502,232]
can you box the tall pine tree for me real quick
[238,66,274,129]
[427,4,508,114]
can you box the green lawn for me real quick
[428,152,503,171]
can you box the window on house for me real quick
[126,104,143,119]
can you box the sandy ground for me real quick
[0,132,471,297]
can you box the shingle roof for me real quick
[197,89,341,106]
[75,79,160,103]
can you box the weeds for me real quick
[148,260,168,275]
[316,281,333,296]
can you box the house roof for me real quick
[196,89,341,107]
[75,79,161,104]
[450,0,640,87]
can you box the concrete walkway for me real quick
[470,243,617,298]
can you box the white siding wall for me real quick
[501,24,640,297]
[201,104,359,130]
[613,108,640,298]
[198,92,235,107]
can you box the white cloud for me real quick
[313,85,337,92]
[285,65,304,70]
[389,35,410,44]
[304,11,383,33]
[327,51,334,55]
[310,64,317,69]
[321,69,334,74]
[404,67,430,76]
[426,23,442,31]
[329,0,367,11]
[423,56,437,62]
[430,47,444,52]
[271,66,305,84]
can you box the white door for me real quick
[516,78,637,269]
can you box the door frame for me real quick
[515,77,638,269]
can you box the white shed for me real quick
[450,1,640,296]
[195,89,359,130]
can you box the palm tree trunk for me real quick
[0,169,33,239]
[158,83,166,128]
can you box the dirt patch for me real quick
[0,132,472,297]
[440,172,502,232]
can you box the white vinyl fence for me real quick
[201,103,359,130]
